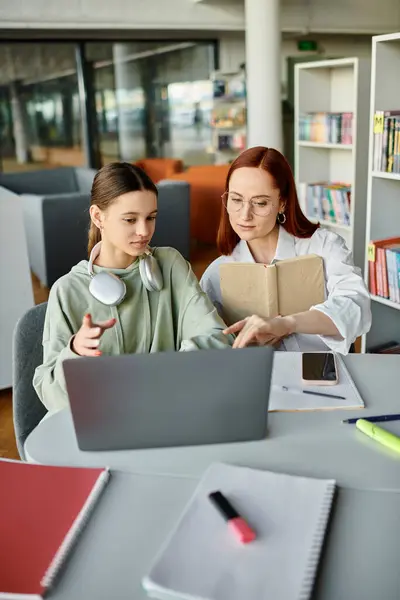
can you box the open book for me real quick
[143,462,336,600]
[220,254,325,325]
[0,460,109,599]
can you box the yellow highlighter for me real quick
[356,419,400,455]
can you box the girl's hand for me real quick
[72,313,116,357]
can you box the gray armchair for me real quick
[12,302,48,460]
[0,169,191,288]
[0,167,96,287]
[154,180,191,260]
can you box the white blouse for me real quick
[200,226,372,355]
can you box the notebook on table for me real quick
[0,459,109,599]
[143,462,336,600]
[269,352,364,412]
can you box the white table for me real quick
[46,470,400,600]
[24,354,400,599]
[26,354,400,490]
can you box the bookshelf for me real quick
[294,58,370,271]
[363,32,400,353]
[210,70,247,165]
[298,142,353,150]
[372,171,400,181]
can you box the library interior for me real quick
[1,1,400,599]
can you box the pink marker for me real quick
[209,491,256,544]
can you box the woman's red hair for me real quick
[217,146,319,255]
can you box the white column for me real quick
[9,82,31,164]
[245,0,282,150]
[112,44,145,161]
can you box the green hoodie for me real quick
[33,247,233,413]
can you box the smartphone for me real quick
[301,352,338,386]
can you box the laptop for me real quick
[62,346,274,451]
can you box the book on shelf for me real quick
[211,79,247,157]
[298,182,351,225]
[372,110,400,173]
[0,459,110,599]
[367,236,400,302]
[299,112,353,144]
[219,254,325,326]
[211,71,246,134]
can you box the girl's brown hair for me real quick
[217,147,319,255]
[88,161,158,255]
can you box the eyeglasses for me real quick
[222,192,276,217]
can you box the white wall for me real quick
[281,0,400,34]
[281,36,373,93]
[219,32,374,91]
[0,0,399,34]
[218,32,246,72]
[0,0,244,31]
[0,187,34,389]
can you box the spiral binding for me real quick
[41,468,110,590]
[298,480,336,599]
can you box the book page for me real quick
[143,463,335,600]
[276,254,325,316]
[219,263,278,325]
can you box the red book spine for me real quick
[369,260,377,296]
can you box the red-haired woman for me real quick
[200,147,371,353]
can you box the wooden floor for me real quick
[0,244,219,460]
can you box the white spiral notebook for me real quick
[143,463,336,600]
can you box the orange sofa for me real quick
[135,158,184,183]
[168,165,230,245]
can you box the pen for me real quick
[343,413,400,424]
[208,491,256,544]
[356,419,400,455]
[302,389,346,400]
[277,384,346,401]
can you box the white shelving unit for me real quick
[362,32,400,352]
[294,58,371,271]
[298,141,354,151]
[372,171,400,182]
[210,70,247,165]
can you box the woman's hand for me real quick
[72,313,116,357]
[223,315,294,349]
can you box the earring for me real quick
[277,212,286,224]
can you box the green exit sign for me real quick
[297,40,318,51]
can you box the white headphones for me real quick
[87,241,163,306]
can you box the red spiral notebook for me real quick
[0,460,110,599]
